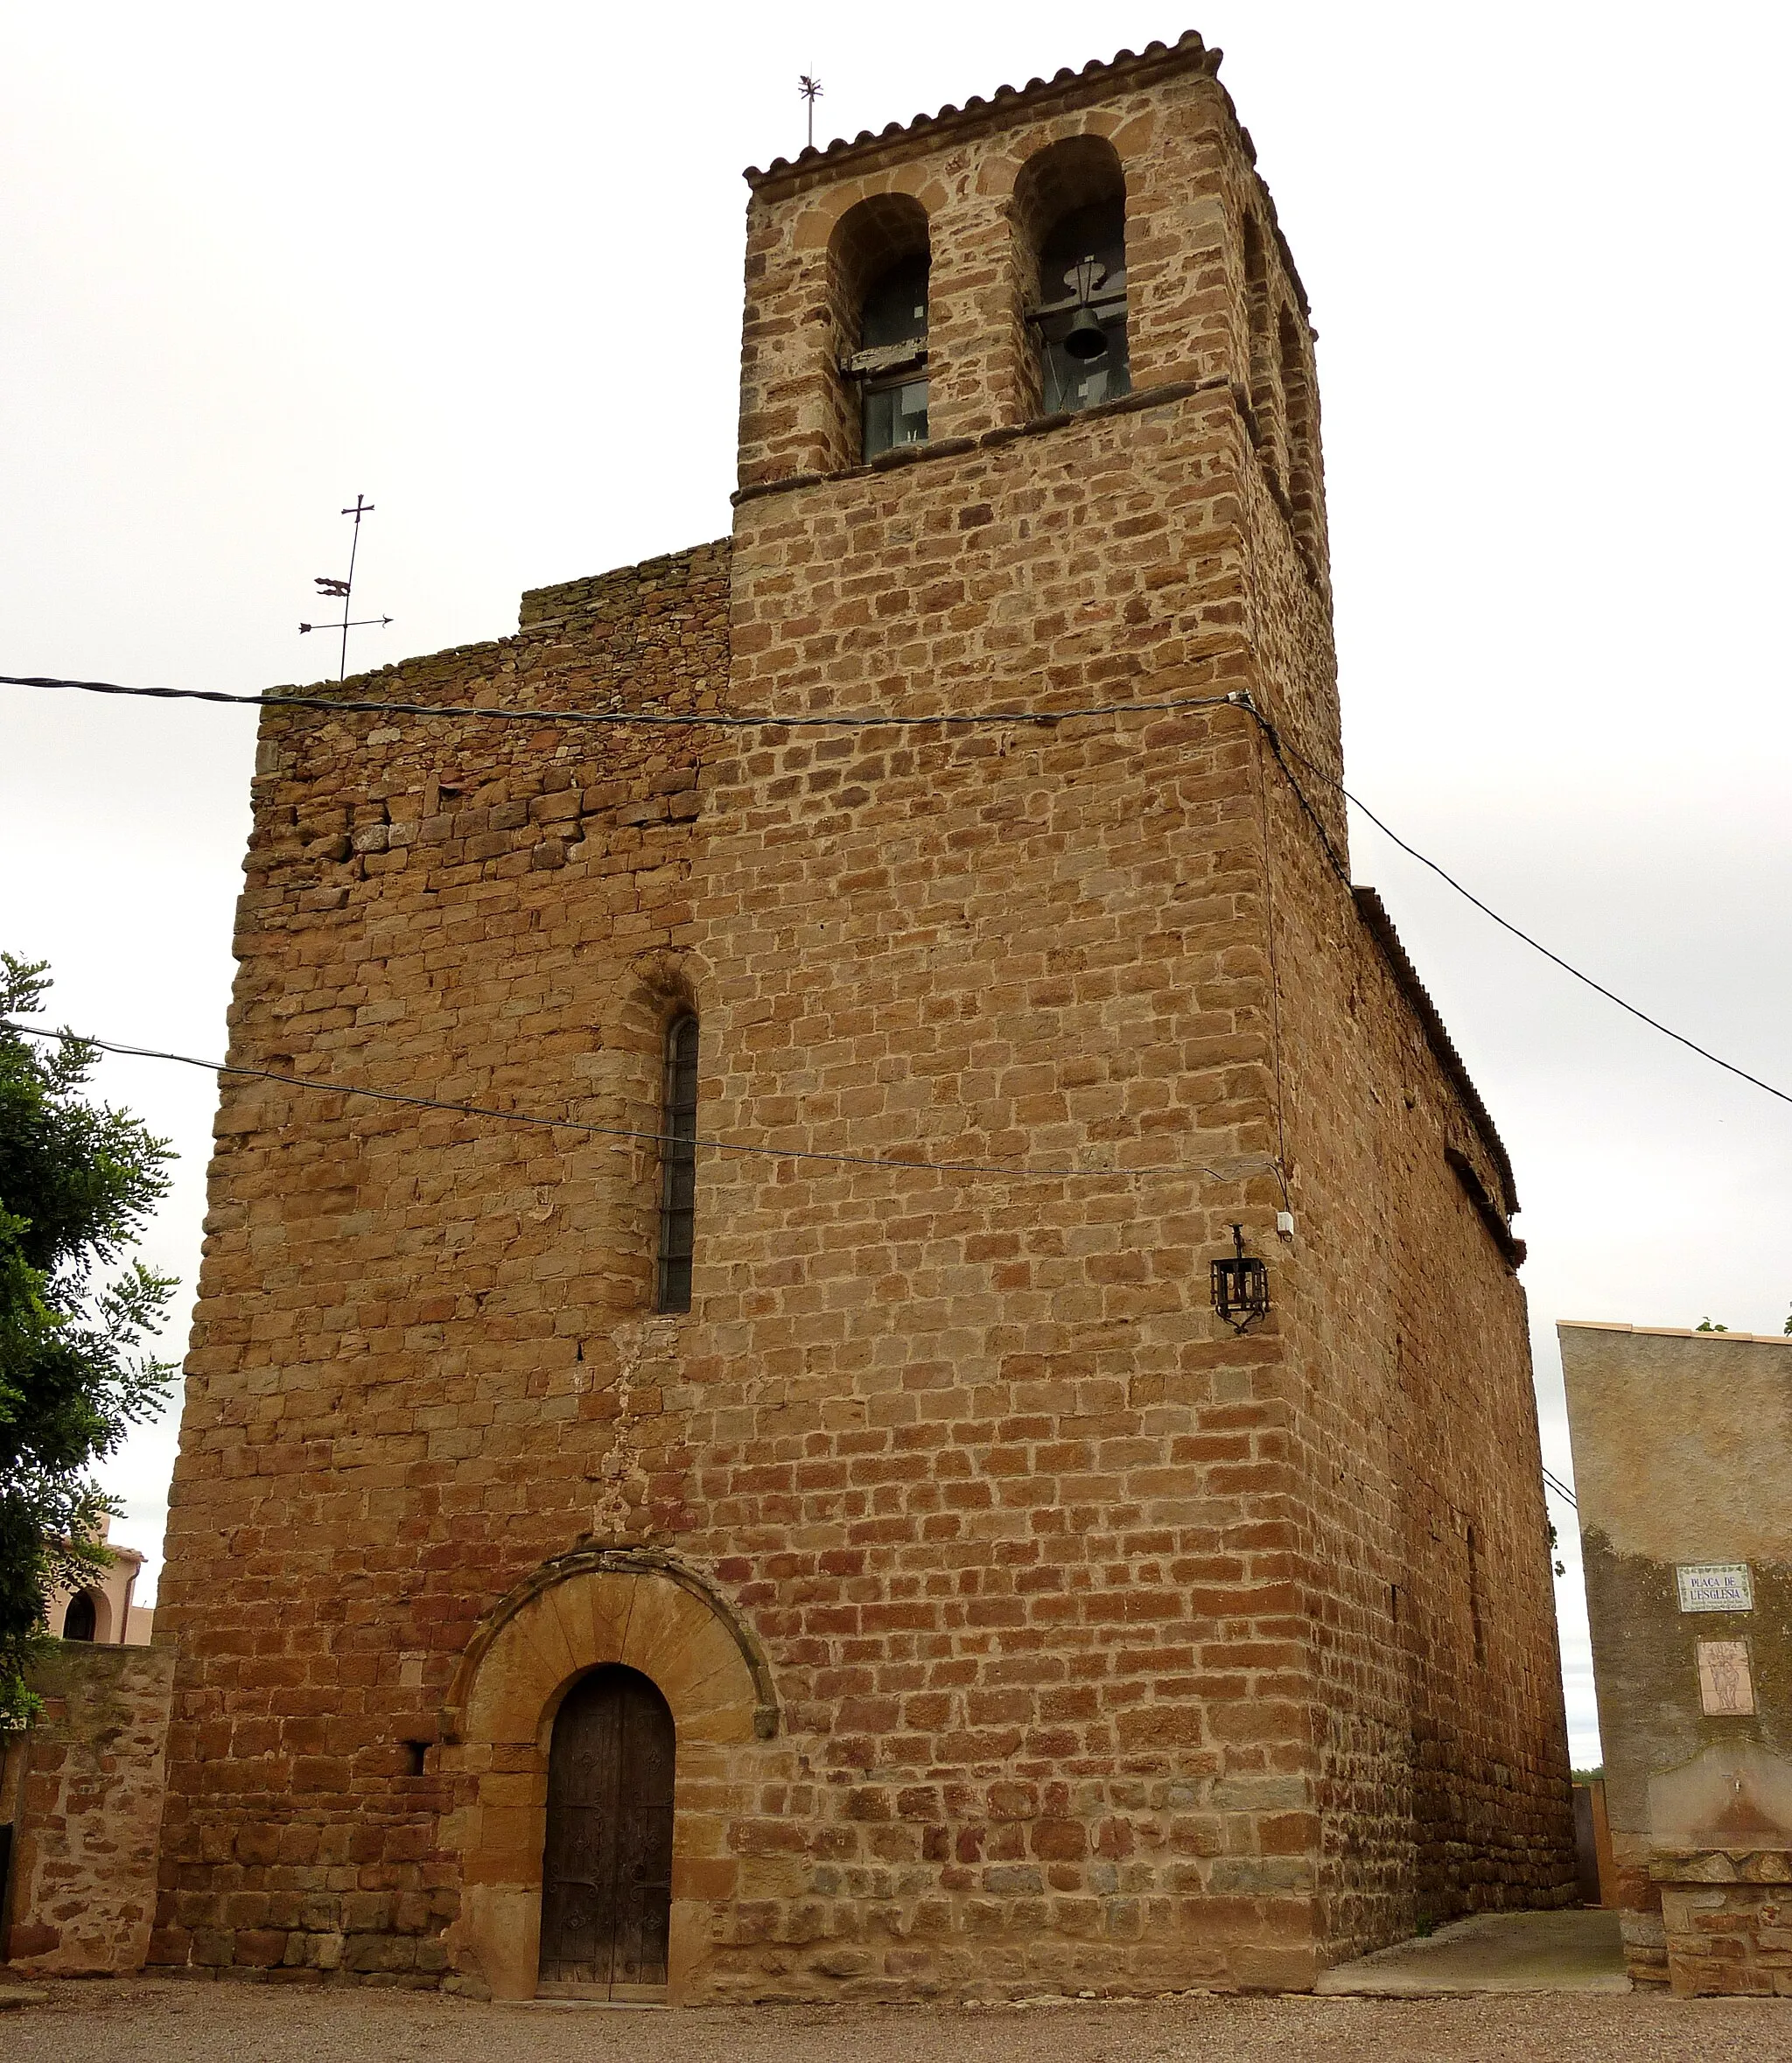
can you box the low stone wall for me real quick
[1642,1850,1792,1997]
[0,1640,175,1975]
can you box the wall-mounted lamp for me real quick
[1211,1223,1271,1332]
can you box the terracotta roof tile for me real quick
[746,30,1216,187]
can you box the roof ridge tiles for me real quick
[745,29,1212,187]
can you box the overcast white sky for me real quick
[4,2,1789,1768]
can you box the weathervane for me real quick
[299,494,392,682]
[798,72,823,150]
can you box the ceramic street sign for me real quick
[1676,1563,1754,1612]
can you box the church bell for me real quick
[1063,303,1109,361]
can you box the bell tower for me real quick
[692,27,1570,1984]
[731,29,1337,797]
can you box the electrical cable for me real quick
[9,666,1789,1111]
[1329,769,1790,1109]
[1542,1467,1578,1510]
[1239,702,1792,1111]
[1,1021,1264,1191]
[0,671,1240,732]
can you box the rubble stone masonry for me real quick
[150,31,1572,2000]
[1,1642,175,1974]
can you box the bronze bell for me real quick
[1063,303,1109,361]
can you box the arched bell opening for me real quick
[1015,134,1131,416]
[538,1664,676,2000]
[1242,213,1285,488]
[828,192,931,462]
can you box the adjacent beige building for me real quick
[42,1513,153,1648]
[1562,1319,1792,1997]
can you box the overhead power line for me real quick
[1230,707,1792,1115]
[0,671,1240,731]
[1314,764,1792,1112]
[6,667,1789,1113]
[1,1022,1264,1190]
[1542,1467,1578,1511]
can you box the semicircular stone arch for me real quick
[439,1549,774,2002]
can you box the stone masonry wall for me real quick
[704,376,1306,1994]
[150,542,733,1983]
[711,40,1570,1990]
[1232,437,1575,1957]
[1656,1863,1792,1997]
[1,1641,175,1975]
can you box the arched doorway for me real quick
[61,1591,98,1641]
[538,1664,675,1999]
[443,1548,775,2001]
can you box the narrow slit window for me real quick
[656,1016,699,1313]
[1466,1523,1488,1669]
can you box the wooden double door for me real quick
[537,1665,676,1998]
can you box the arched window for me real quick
[830,195,930,462]
[655,1016,698,1313]
[62,1591,98,1641]
[1018,136,1131,416]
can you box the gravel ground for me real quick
[4,1978,1790,2063]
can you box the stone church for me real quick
[150,31,1574,2001]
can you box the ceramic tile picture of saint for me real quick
[1698,1639,1756,1717]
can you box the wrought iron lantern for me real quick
[1211,1223,1271,1332]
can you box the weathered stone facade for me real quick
[1563,1320,1792,1995]
[150,32,1572,2001]
[1,1642,175,1974]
